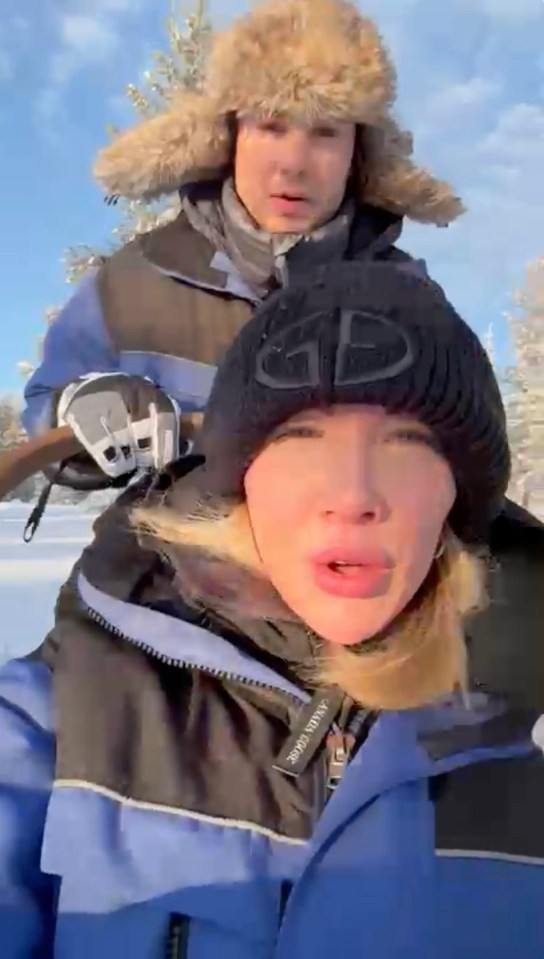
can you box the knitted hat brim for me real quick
[198,262,510,542]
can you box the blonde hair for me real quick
[134,491,488,711]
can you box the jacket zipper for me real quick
[166,915,190,959]
[85,597,340,947]
[84,600,368,812]
[84,599,339,812]
[83,601,306,706]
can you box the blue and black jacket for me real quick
[21,201,425,491]
[0,482,543,959]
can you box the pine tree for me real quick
[0,395,38,501]
[505,255,544,517]
[0,396,25,450]
[17,307,60,379]
[482,323,495,371]
[20,0,211,374]
[64,0,211,284]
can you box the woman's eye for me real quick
[387,430,442,453]
[270,426,320,443]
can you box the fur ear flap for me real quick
[360,119,465,226]
[93,91,232,201]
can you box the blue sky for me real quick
[0,0,542,395]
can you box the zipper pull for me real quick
[166,915,190,959]
[326,732,356,791]
[273,687,344,778]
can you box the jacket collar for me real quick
[137,183,404,300]
[77,545,539,772]
[469,498,544,711]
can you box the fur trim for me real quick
[93,92,231,201]
[361,120,464,226]
[94,0,463,225]
[206,0,395,124]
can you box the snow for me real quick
[0,502,95,663]
[0,493,542,667]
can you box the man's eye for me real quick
[313,126,338,138]
[259,120,285,135]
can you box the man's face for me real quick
[234,116,356,233]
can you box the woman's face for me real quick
[234,116,356,233]
[244,406,456,646]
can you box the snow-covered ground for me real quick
[1,494,542,666]
[0,502,95,663]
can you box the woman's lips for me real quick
[310,546,394,599]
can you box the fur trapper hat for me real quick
[94,0,463,226]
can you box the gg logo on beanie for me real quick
[200,262,510,543]
[255,309,415,390]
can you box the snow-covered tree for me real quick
[20,0,211,374]
[17,307,60,379]
[505,255,544,516]
[482,323,495,371]
[0,395,38,501]
[64,0,211,284]
[0,396,25,450]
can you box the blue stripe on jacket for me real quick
[21,254,431,438]
[0,658,58,956]
[22,276,119,436]
[22,275,217,437]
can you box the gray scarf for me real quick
[182,177,355,299]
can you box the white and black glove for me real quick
[57,373,183,479]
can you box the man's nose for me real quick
[275,130,309,175]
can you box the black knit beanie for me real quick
[198,262,510,542]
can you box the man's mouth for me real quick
[270,193,310,204]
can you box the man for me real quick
[20,0,469,667]
[23,0,462,490]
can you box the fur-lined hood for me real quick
[94,0,463,227]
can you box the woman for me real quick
[1,264,542,959]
